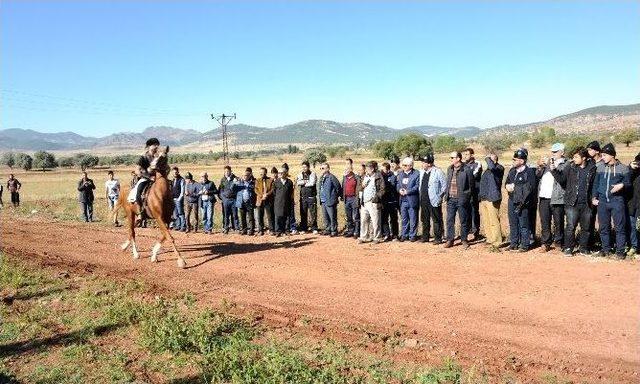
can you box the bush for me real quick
[303,149,327,166]
[480,135,515,154]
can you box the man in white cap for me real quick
[536,142,567,252]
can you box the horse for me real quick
[114,146,186,268]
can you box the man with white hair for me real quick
[536,142,567,252]
[396,157,420,241]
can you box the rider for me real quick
[128,138,161,215]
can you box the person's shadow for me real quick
[173,238,316,269]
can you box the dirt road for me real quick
[2,217,638,383]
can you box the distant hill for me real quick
[484,103,640,136]
[1,103,638,152]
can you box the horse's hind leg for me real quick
[121,209,139,259]
[153,218,186,268]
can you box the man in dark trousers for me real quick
[77,171,96,222]
[443,152,475,249]
[320,163,343,236]
[536,143,567,252]
[462,147,483,241]
[255,167,274,235]
[273,166,294,237]
[397,157,420,242]
[199,172,217,234]
[380,162,399,241]
[184,172,200,233]
[296,161,318,233]
[505,149,537,252]
[342,160,361,238]
[7,174,21,208]
[171,167,186,232]
[478,154,505,252]
[234,167,257,235]
[219,166,239,234]
[552,148,596,256]
[627,153,640,258]
[592,143,631,259]
[419,154,447,244]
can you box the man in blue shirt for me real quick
[396,157,420,242]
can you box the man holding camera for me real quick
[505,149,537,252]
[536,143,567,252]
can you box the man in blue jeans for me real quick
[171,167,186,231]
[396,157,420,242]
[443,152,474,249]
[319,163,342,236]
[342,159,361,238]
[199,172,217,234]
[592,143,631,259]
[219,165,239,234]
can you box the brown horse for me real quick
[115,146,186,268]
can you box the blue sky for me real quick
[1,1,638,136]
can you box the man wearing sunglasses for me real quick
[443,152,475,249]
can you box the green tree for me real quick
[530,133,547,149]
[373,141,396,160]
[33,151,57,171]
[615,127,639,147]
[58,156,75,167]
[1,152,15,169]
[78,154,99,170]
[480,136,514,154]
[562,135,589,157]
[393,134,432,159]
[303,149,327,166]
[15,153,33,171]
[432,135,465,154]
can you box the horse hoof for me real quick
[177,259,186,269]
[150,256,158,263]
[132,252,140,260]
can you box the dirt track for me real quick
[2,216,639,383]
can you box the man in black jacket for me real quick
[443,152,475,249]
[478,154,505,252]
[77,171,96,222]
[462,147,483,241]
[552,148,597,256]
[505,149,537,252]
[380,162,399,241]
[296,161,318,233]
[627,153,640,257]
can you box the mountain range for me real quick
[1,103,638,152]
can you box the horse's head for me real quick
[152,146,170,177]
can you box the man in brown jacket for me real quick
[255,167,274,235]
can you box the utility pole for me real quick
[210,113,236,164]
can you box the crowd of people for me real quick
[4,138,638,260]
[96,140,639,260]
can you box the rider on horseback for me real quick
[128,138,161,220]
